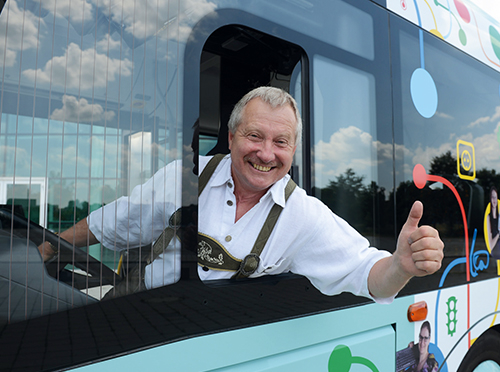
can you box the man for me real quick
[40,87,444,301]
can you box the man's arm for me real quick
[38,218,99,261]
[368,201,444,299]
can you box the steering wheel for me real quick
[0,208,121,288]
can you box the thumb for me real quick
[404,201,423,231]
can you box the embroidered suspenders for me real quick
[152,154,296,280]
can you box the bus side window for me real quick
[198,25,305,283]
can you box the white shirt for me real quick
[88,155,392,302]
[88,159,183,289]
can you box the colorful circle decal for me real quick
[454,0,470,24]
[410,68,438,118]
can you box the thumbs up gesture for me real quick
[368,201,444,299]
[395,201,444,278]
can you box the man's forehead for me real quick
[240,99,296,127]
[239,122,295,139]
[244,97,294,113]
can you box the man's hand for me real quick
[37,219,99,262]
[38,241,58,262]
[368,201,444,299]
[394,200,444,279]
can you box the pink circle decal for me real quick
[413,164,427,190]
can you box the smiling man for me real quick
[196,86,444,301]
[40,87,444,302]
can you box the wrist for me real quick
[47,241,58,255]
[391,250,414,284]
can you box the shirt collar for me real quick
[209,155,289,208]
[209,154,232,188]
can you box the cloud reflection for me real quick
[0,1,41,67]
[50,95,115,123]
[23,42,132,90]
[314,123,500,190]
[93,0,217,41]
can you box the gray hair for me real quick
[228,87,302,145]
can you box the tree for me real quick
[429,151,456,176]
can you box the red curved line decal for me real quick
[413,163,472,346]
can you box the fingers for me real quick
[413,258,442,275]
[408,226,444,275]
[408,225,440,245]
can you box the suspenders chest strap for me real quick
[155,154,297,279]
[198,154,296,279]
[149,154,226,265]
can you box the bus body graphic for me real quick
[1,0,500,371]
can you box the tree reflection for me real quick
[313,168,392,237]
[314,151,496,247]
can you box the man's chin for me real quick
[247,174,280,191]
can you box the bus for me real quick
[0,0,499,370]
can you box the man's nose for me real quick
[257,140,275,163]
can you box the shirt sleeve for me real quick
[87,160,182,251]
[288,196,393,303]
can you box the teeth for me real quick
[252,163,271,172]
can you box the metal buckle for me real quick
[238,253,260,277]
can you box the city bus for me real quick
[0,0,499,370]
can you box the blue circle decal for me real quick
[410,68,438,118]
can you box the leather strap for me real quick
[231,178,296,279]
[149,155,227,263]
[152,154,297,280]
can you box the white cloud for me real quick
[22,42,132,90]
[0,48,17,69]
[93,0,217,41]
[0,145,32,177]
[404,127,500,177]
[469,106,500,127]
[41,0,94,24]
[50,95,115,123]
[96,35,122,52]
[435,111,454,120]
[0,1,42,67]
[312,119,500,189]
[411,142,454,170]
[472,124,500,167]
[313,125,423,191]
[313,126,381,187]
[314,126,372,166]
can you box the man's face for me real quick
[228,98,297,195]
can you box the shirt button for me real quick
[203,266,209,271]
[225,236,232,242]
[227,200,233,206]
[228,182,233,188]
